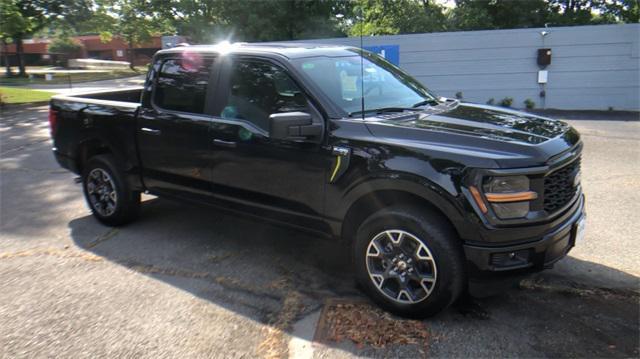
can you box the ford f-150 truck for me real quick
[49,42,585,317]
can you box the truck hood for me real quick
[373,102,570,144]
[364,102,581,168]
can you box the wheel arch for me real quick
[340,185,467,245]
[75,138,113,174]
[75,136,144,191]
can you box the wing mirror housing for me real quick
[269,112,322,141]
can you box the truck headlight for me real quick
[482,176,538,219]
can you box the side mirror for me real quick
[269,112,322,141]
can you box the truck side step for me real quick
[73,177,82,184]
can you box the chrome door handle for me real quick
[213,139,237,148]
[140,127,161,135]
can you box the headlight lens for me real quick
[484,175,529,193]
[483,176,532,219]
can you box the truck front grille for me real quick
[543,157,581,213]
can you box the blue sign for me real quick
[363,45,400,66]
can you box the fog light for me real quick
[490,249,532,268]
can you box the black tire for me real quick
[353,205,465,318]
[82,154,140,226]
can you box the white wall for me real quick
[289,24,640,111]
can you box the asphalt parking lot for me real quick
[1,104,638,358]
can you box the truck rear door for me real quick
[137,55,218,199]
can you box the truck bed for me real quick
[50,87,144,180]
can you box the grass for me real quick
[0,69,143,86]
[0,86,55,104]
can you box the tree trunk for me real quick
[2,38,12,77]
[128,40,135,70]
[16,37,26,77]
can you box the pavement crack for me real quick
[118,260,283,301]
[86,228,119,249]
[0,247,103,262]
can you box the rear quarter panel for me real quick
[50,96,143,190]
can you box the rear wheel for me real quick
[354,205,465,318]
[82,155,140,226]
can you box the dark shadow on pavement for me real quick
[68,197,640,357]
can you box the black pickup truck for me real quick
[49,43,585,317]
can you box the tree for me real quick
[548,0,606,26]
[0,0,92,76]
[48,36,84,66]
[153,0,347,44]
[93,0,173,69]
[151,0,226,44]
[0,1,26,75]
[451,0,552,31]
[348,0,448,36]
[600,0,639,23]
[0,0,50,76]
[224,0,346,41]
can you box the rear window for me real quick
[154,57,213,114]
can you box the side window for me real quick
[221,60,307,131]
[154,57,213,114]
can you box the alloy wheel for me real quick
[86,168,118,217]
[365,229,437,304]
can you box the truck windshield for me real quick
[293,51,438,116]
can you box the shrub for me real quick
[455,91,463,99]
[499,97,514,107]
[48,37,84,59]
[486,98,495,105]
[524,98,535,109]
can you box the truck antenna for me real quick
[359,6,365,122]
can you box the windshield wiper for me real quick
[411,98,440,108]
[348,107,420,117]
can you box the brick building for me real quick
[1,35,164,67]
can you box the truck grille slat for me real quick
[543,157,580,213]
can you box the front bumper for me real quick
[463,194,585,278]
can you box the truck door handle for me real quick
[213,139,237,148]
[140,127,161,135]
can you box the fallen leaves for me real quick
[318,300,429,349]
[257,290,305,359]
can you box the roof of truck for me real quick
[156,42,360,59]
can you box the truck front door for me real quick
[208,56,331,233]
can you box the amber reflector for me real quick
[469,186,488,213]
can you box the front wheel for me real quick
[82,155,140,226]
[353,205,465,318]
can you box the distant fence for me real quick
[289,24,639,111]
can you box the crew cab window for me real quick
[220,60,307,131]
[154,57,213,114]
